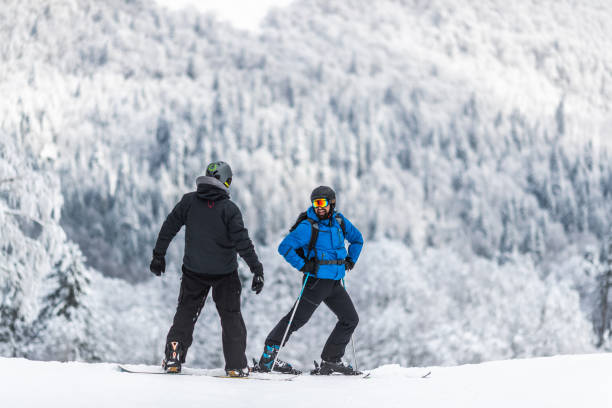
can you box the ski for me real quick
[309,370,369,379]
[311,370,429,379]
[309,361,431,379]
[310,360,363,376]
[117,365,298,381]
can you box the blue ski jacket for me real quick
[278,207,363,280]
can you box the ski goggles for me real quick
[312,198,329,208]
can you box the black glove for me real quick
[251,268,264,294]
[300,259,316,274]
[149,251,166,276]
[344,257,355,271]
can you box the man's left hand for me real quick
[251,268,264,294]
[344,257,355,271]
[150,251,166,276]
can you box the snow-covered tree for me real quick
[30,242,99,361]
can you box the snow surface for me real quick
[2,354,611,408]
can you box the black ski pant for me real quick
[265,276,359,362]
[166,267,247,370]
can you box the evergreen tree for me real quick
[32,243,99,361]
[596,237,612,347]
[0,265,28,357]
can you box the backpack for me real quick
[289,211,346,261]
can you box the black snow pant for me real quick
[265,276,359,362]
[166,267,247,370]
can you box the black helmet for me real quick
[206,161,233,187]
[310,186,336,206]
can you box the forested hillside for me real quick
[1,0,611,367]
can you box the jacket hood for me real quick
[196,176,230,201]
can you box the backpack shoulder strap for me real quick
[289,211,309,232]
[335,215,346,238]
[305,218,319,258]
[290,213,319,260]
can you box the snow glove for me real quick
[251,267,264,294]
[300,259,316,274]
[344,257,355,271]
[150,251,166,276]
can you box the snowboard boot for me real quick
[318,359,362,375]
[162,341,185,373]
[225,367,250,378]
[255,345,301,374]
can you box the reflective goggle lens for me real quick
[312,198,328,208]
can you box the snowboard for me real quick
[117,365,298,381]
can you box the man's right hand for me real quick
[300,259,316,274]
[251,268,264,295]
[150,251,166,276]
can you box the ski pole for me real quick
[271,272,311,372]
[342,277,358,372]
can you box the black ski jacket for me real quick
[153,176,263,276]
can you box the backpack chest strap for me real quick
[317,259,345,265]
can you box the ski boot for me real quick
[253,345,301,374]
[315,359,362,375]
[225,367,250,378]
[162,341,185,373]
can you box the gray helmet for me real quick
[206,161,233,187]
[310,186,336,206]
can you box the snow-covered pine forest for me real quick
[1,0,611,369]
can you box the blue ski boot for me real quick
[255,345,301,374]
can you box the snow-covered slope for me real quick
[2,354,611,408]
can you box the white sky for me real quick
[154,0,294,31]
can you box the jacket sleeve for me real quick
[341,215,363,263]
[153,194,191,256]
[226,202,263,274]
[278,221,312,271]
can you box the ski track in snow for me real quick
[2,354,612,407]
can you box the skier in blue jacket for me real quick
[256,186,364,375]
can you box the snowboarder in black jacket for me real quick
[149,161,264,377]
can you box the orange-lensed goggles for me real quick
[312,198,329,208]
